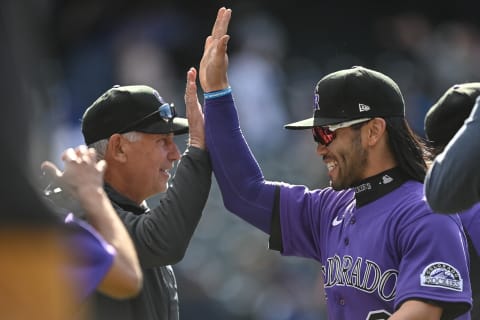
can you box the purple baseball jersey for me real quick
[278,179,471,319]
[64,213,116,301]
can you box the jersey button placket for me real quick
[344,238,349,246]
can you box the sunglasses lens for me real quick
[312,127,335,145]
[158,103,175,121]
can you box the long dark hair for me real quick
[385,117,433,182]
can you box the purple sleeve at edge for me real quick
[205,93,277,233]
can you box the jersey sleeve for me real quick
[277,185,354,261]
[64,214,115,301]
[205,92,278,233]
[394,209,472,318]
[425,96,480,213]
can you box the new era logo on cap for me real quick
[284,66,405,130]
[359,104,371,112]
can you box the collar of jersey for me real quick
[352,167,409,207]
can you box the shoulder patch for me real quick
[420,262,463,291]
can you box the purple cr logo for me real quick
[314,93,320,110]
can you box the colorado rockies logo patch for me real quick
[420,262,463,291]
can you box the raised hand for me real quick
[199,7,232,92]
[41,145,106,206]
[184,67,205,149]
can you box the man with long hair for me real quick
[200,7,472,319]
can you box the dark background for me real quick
[2,1,479,319]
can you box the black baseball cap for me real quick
[424,82,480,148]
[284,66,405,129]
[82,85,189,145]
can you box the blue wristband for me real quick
[204,87,232,100]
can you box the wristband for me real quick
[204,87,232,100]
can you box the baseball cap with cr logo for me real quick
[284,66,405,130]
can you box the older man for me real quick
[81,69,211,320]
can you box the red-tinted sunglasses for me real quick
[312,118,372,146]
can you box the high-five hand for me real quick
[199,7,232,93]
[185,67,205,149]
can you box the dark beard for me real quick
[330,134,368,190]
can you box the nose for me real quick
[316,143,329,156]
[169,143,181,161]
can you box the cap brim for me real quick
[138,117,189,135]
[284,116,349,130]
[171,117,189,135]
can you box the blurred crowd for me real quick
[3,0,480,319]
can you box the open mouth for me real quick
[160,168,171,178]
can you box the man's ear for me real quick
[365,118,387,147]
[106,134,128,162]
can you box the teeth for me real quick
[326,161,337,172]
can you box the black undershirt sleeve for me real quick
[268,186,283,252]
